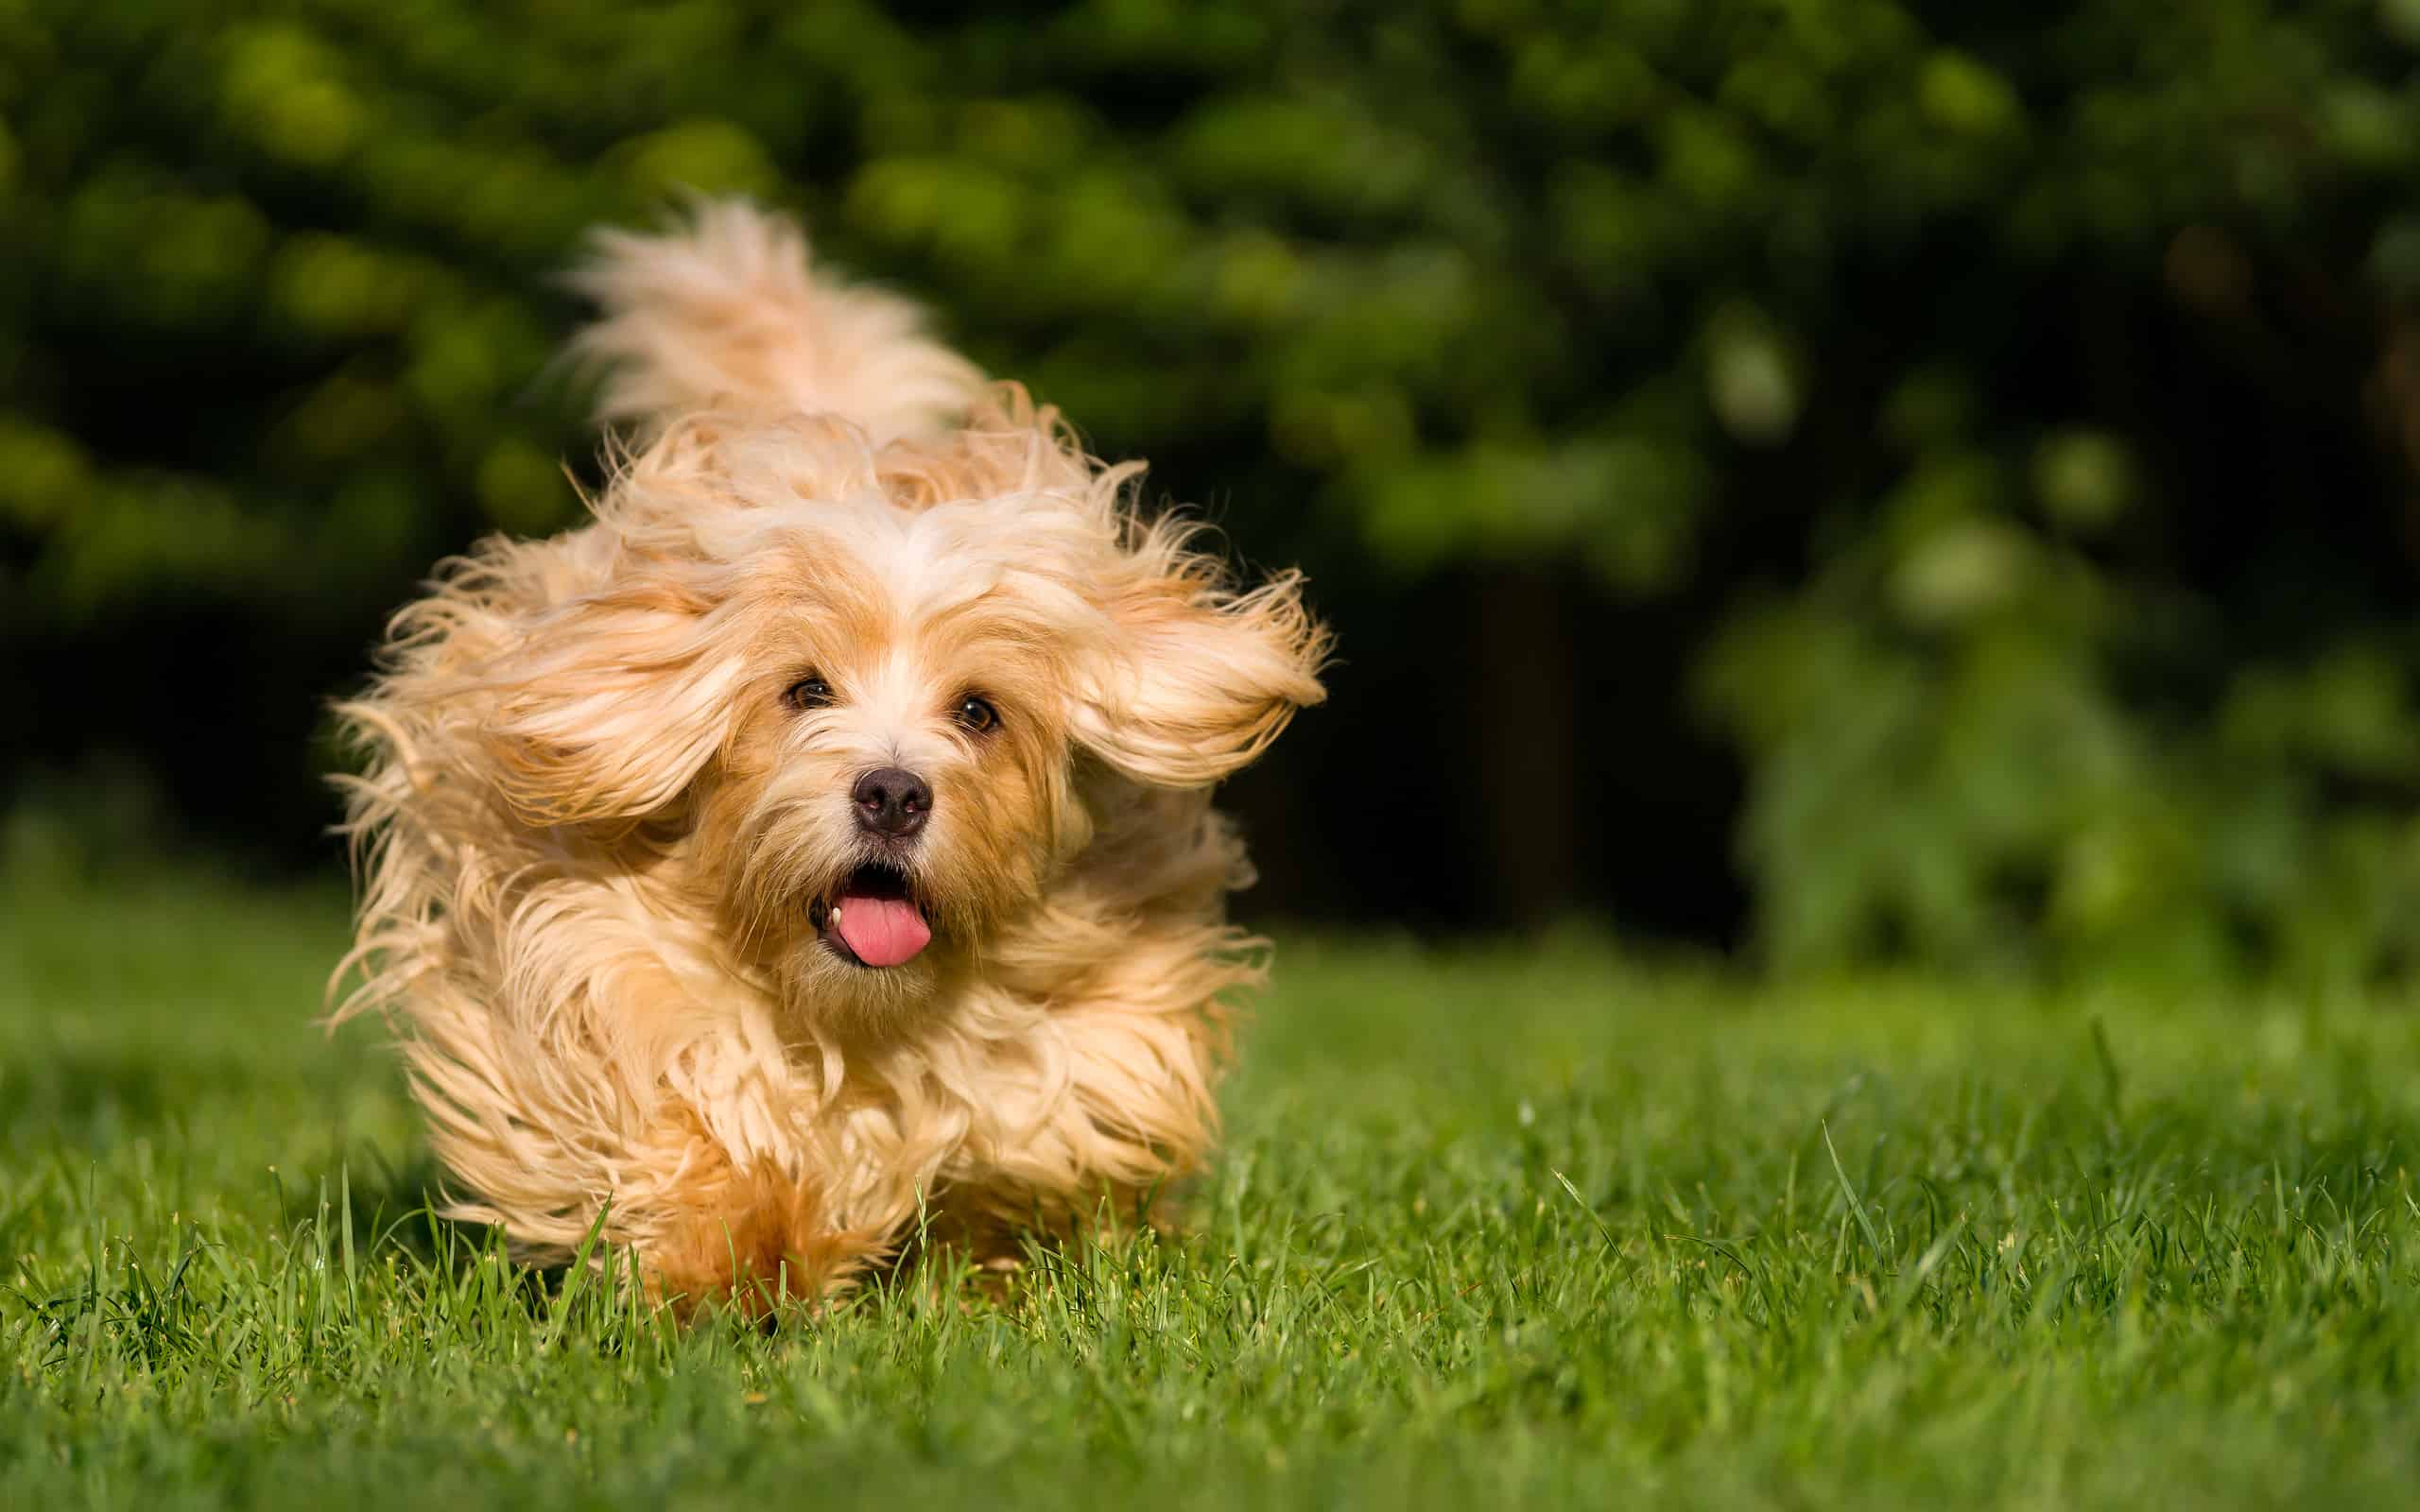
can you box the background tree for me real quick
[9,0,2420,981]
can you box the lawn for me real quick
[3,863,2416,1510]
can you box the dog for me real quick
[332,200,1327,1314]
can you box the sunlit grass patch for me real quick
[2,874,2415,1508]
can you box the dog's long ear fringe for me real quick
[567,198,986,448]
[1077,520,1333,789]
[470,590,742,828]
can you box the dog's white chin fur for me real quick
[332,199,1325,1314]
[786,934,944,1027]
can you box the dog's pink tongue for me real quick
[834,894,931,967]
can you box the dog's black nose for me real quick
[852,766,932,838]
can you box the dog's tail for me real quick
[566,198,985,446]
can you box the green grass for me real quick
[3,866,2417,1510]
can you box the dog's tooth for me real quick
[827,902,842,927]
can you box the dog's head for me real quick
[461,402,1325,1021]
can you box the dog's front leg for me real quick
[637,1115,888,1323]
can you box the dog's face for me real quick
[693,497,1097,1015]
[469,413,1325,1025]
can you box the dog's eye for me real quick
[953,694,999,734]
[784,675,835,712]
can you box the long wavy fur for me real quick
[333,201,1328,1314]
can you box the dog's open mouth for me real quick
[808,863,933,969]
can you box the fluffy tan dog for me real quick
[333,200,1327,1314]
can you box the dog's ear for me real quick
[1075,553,1329,789]
[475,583,744,826]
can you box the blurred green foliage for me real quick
[9,0,2420,981]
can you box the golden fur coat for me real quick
[333,201,1327,1312]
